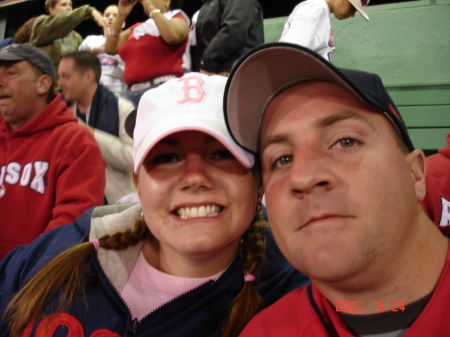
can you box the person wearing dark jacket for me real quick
[193,0,264,75]
[0,73,309,337]
[58,51,135,204]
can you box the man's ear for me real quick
[407,149,426,201]
[84,69,95,83]
[36,75,52,96]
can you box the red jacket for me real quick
[239,245,450,336]
[0,94,105,259]
[421,133,450,234]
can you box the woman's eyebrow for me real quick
[156,138,180,146]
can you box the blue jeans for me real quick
[122,82,166,107]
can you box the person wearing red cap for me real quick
[279,0,370,62]
[224,43,450,336]
[421,132,450,235]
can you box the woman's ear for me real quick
[407,149,426,201]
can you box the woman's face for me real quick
[103,5,119,27]
[135,131,258,277]
[48,0,72,15]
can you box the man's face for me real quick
[260,81,424,285]
[58,58,85,103]
[0,60,43,130]
[333,0,357,20]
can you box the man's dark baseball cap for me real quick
[0,43,55,81]
[224,43,414,154]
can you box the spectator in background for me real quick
[181,10,199,73]
[421,132,450,234]
[58,51,135,204]
[279,0,370,62]
[30,0,105,89]
[13,17,37,44]
[193,0,264,76]
[105,0,189,107]
[79,5,126,95]
[0,44,105,259]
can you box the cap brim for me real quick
[133,114,255,174]
[348,0,370,21]
[0,53,25,62]
[224,43,378,154]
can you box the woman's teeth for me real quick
[176,205,223,220]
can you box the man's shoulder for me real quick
[52,115,97,142]
[240,285,327,336]
[293,0,330,15]
[45,111,102,158]
[426,149,450,177]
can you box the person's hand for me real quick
[91,44,105,53]
[118,0,137,17]
[91,9,107,27]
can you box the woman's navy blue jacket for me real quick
[0,204,310,337]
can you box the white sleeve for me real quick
[93,97,134,172]
[78,36,92,51]
[279,2,327,53]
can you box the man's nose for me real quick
[288,147,337,197]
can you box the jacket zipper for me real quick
[125,318,138,337]
[94,252,215,335]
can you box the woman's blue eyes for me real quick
[151,150,234,164]
[212,150,234,160]
[152,153,177,164]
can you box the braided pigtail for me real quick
[221,207,268,337]
[5,219,149,337]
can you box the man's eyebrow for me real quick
[315,110,376,132]
[261,134,290,153]
[260,110,376,153]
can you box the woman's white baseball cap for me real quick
[126,73,255,174]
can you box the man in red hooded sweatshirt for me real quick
[421,133,450,235]
[0,43,105,259]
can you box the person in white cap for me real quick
[0,73,308,337]
[279,0,370,62]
